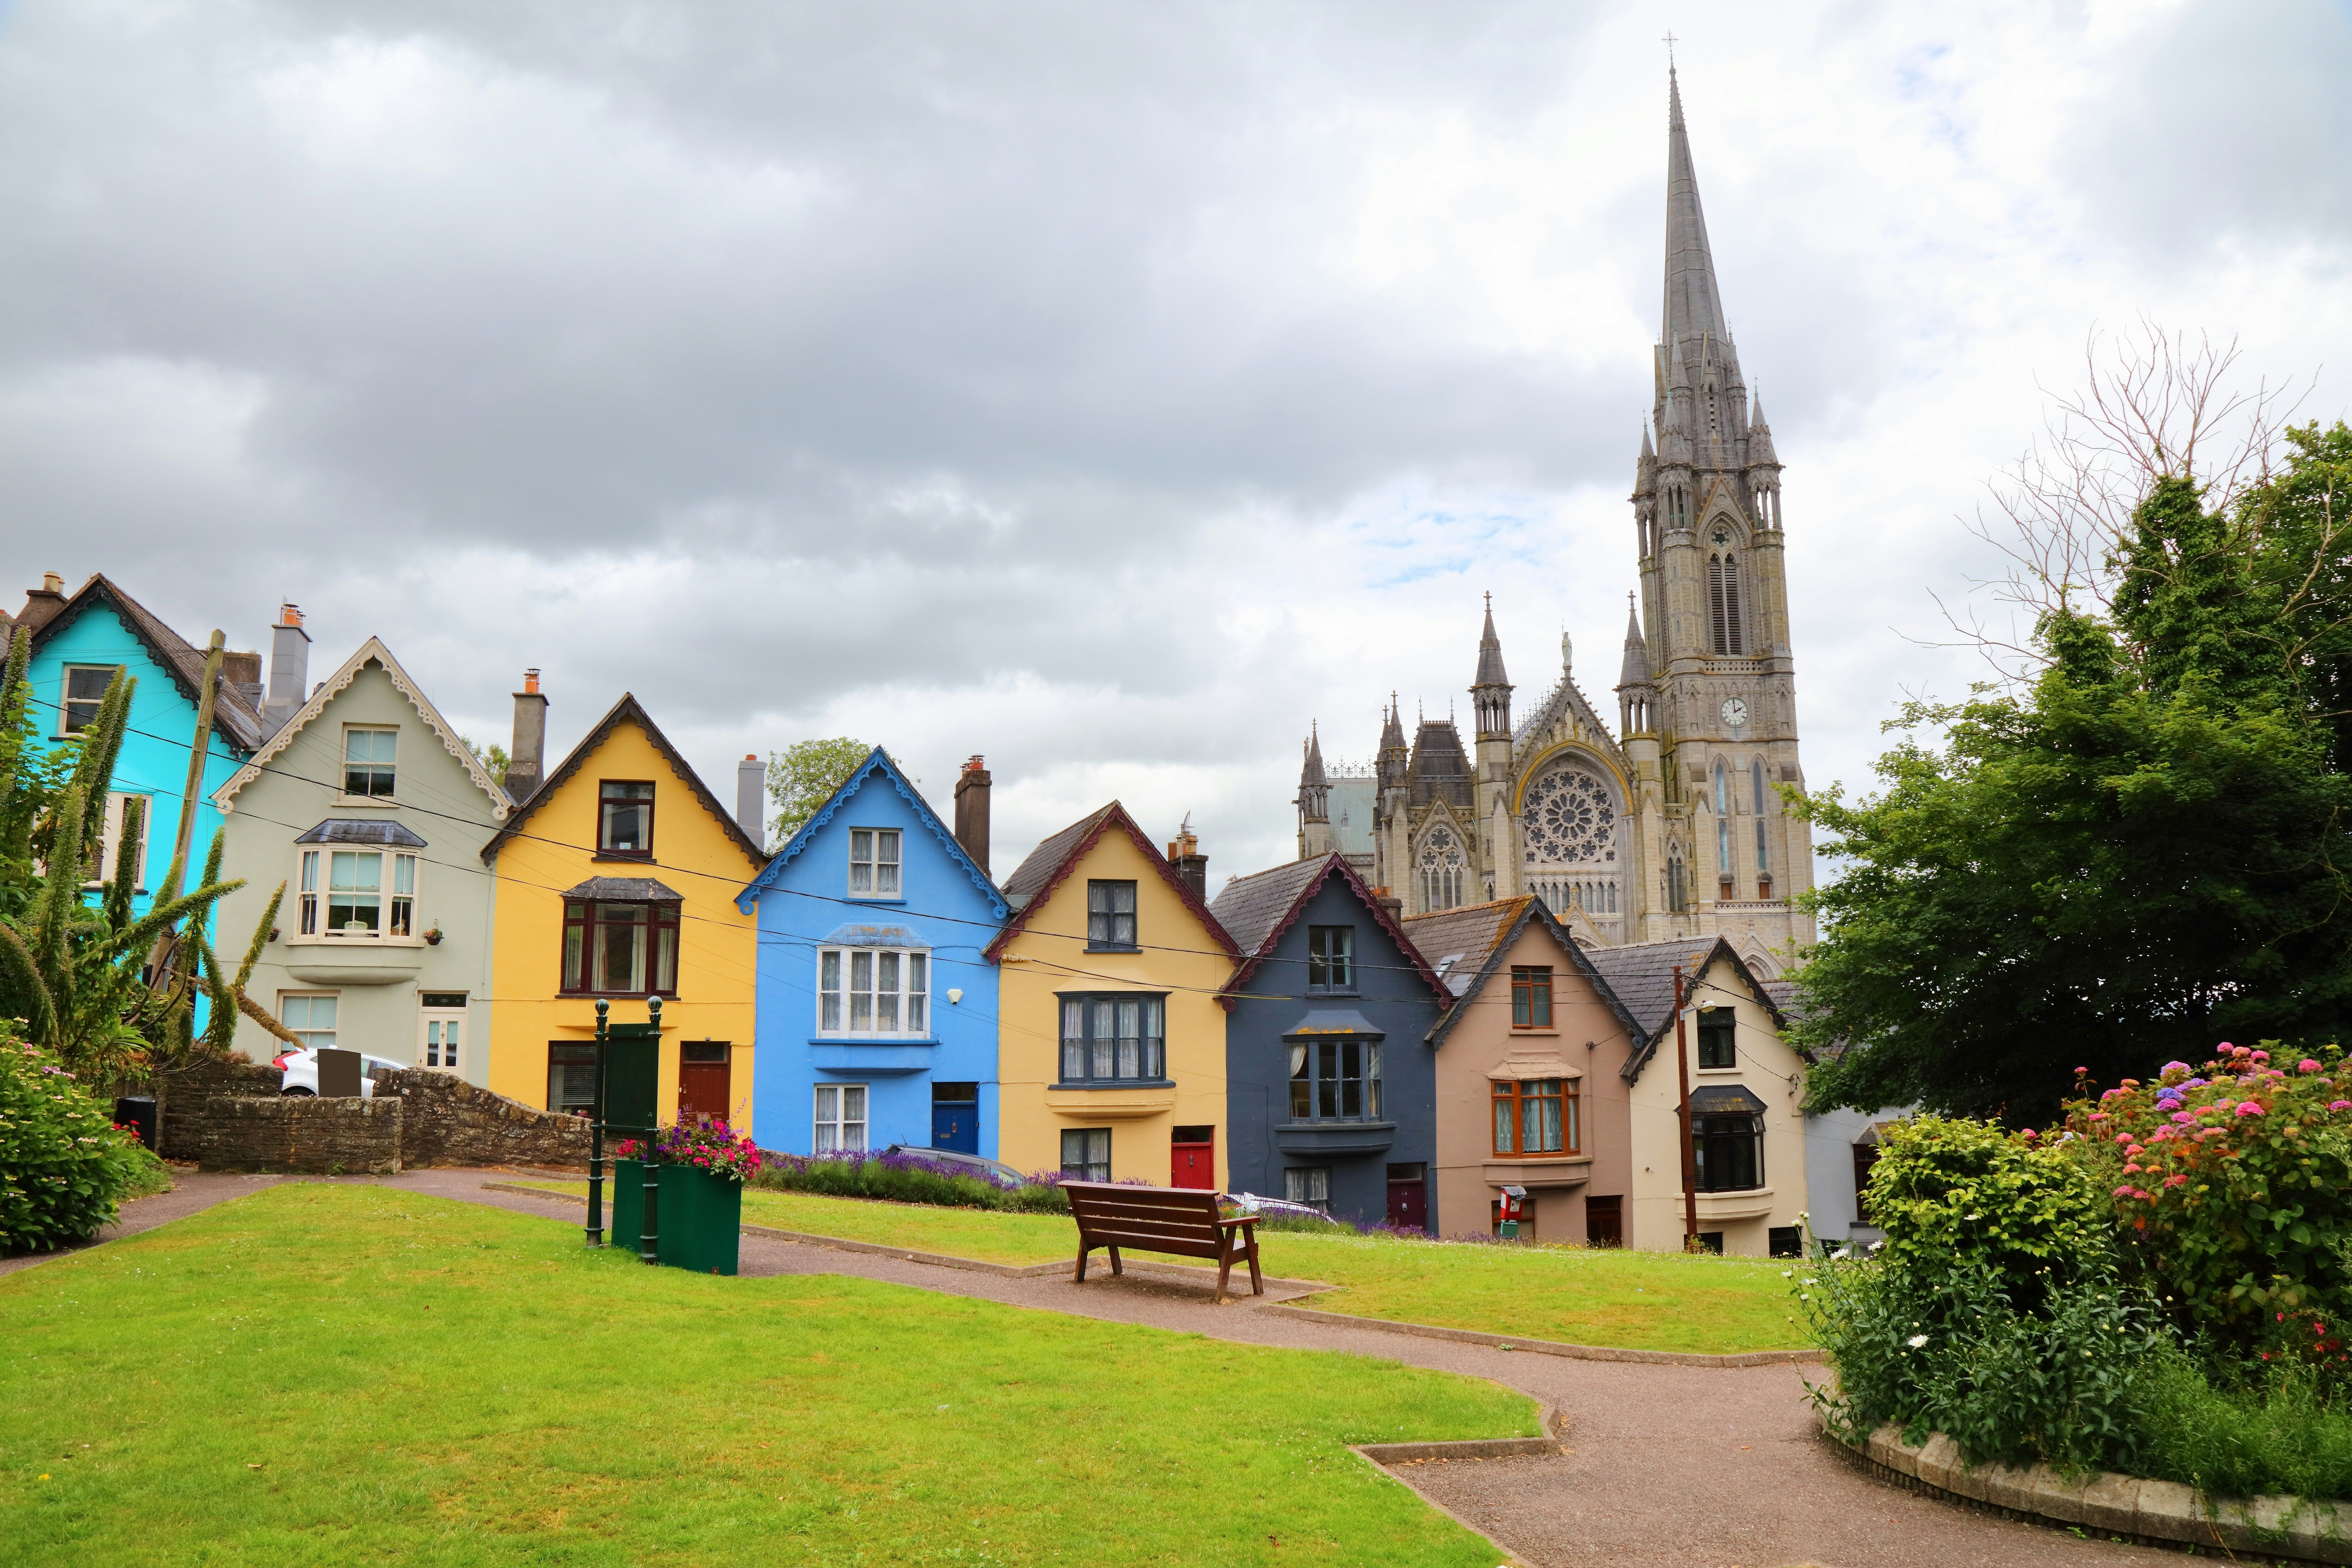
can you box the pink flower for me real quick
[2238,1103,2266,1117]
[2171,1111,2196,1125]
[2115,1131,2135,1145]
[2302,1059,2324,1074]
[2090,1112,2111,1122]
[2332,1102,2352,1113]
[2164,1175,2189,1188]
[2253,1051,2271,1064]
[2114,1185,2136,1197]
[2123,1163,2144,1174]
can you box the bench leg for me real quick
[1107,1244,1122,1277]
[1247,1240,1263,1296]
[1074,1244,1089,1284]
[1216,1253,1232,1306]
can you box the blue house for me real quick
[738,751,1007,1158]
[10,573,269,917]
[1210,852,1454,1231]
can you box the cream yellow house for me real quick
[480,690,767,1135]
[1587,935,1809,1257]
[986,804,1239,1187]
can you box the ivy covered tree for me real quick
[1798,339,2352,1123]
[0,628,285,1084]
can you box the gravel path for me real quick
[6,1170,2183,1567]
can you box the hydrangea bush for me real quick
[0,1031,143,1253]
[2066,1044,2352,1361]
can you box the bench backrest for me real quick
[1063,1182,1226,1252]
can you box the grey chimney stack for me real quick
[507,669,547,804]
[953,754,991,875]
[263,602,311,737]
[736,754,765,851]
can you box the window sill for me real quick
[557,992,682,1001]
[1084,944,1141,954]
[1479,1153,1591,1186]
[283,936,428,949]
[1053,1078,1175,1090]
[1697,1066,1742,1076]
[1509,1027,1561,1037]
[809,1036,939,1047]
[1304,989,1361,999]
[332,796,400,809]
[592,852,656,863]
[1276,1119,1396,1156]
[844,897,908,906]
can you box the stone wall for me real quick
[167,1094,404,1174]
[377,1069,593,1170]
[154,1057,593,1172]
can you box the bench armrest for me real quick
[1216,1215,1260,1229]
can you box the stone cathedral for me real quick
[1292,69,1816,973]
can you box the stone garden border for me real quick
[1847,1420,2352,1564]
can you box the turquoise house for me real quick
[10,573,269,917]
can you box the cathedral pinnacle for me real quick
[1617,593,1651,689]
[1662,65,1728,356]
[1474,595,1510,689]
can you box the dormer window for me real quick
[60,665,119,735]
[1086,880,1137,948]
[599,781,655,856]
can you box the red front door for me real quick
[1386,1164,1427,1230]
[677,1042,732,1125]
[1170,1125,1214,1189]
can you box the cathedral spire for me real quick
[1662,65,1728,355]
[1474,592,1510,689]
[1617,593,1650,687]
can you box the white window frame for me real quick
[419,999,466,1073]
[296,848,419,940]
[814,1083,868,1154]
[82,791,150,892]
[846,829,902,898]
[1285,1166,1332,1212]
[281,991,339,1050]
[340,724,399,801]
[58,663,120,736]
[816,947,930,1036]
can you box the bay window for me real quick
[562,899,680,996]
[1695,1114,1764,1191]
[816,947,930,1035]
[1492,1077,1578,1156]
[1058,994,1166,1083]
[1288,1037,1382,1120]
[298,848,416,938]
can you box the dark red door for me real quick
[677,1042,732,1125]
[1386,1162,1427,1229]
[1170,1125,1214,1189]
[1586,1195,1623,1248]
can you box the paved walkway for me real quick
[10,1171,2183,1568]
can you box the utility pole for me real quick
[1674,963,1699,1249]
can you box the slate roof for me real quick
[1211,852,1450,1002]
[563,876,683,903]
[30,574,266,751]
[1404,897,1646,1052]
[481,692,766,870]
[294,819,429,847]
[1586,934,1792,1084]
[1690,1083,1769,1115]
[982,801,1238,964]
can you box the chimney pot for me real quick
[1167,817,1208,904]
[953,754,993,877]
[42,572,62,593]
[523,667,541,696]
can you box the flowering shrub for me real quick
[2064,1045,2352,1357]
[0,1031,144,1253]
[618,1121,764,1183]
[1862,1114,2112,1308]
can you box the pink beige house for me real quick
[1402,897,1643,1244]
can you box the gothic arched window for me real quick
[1713,760,1727,816]
[1751,756,1766,815]
[1667,845,1686,913]
[1417,827,1466,913]
[1708,550,1747,656]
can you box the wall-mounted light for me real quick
[947,988,964,1005]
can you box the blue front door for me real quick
[930,1082,979,1154]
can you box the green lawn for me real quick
[519,1181,1808,1355]
[0,1185,1535,1568]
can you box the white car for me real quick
[276,1046,408,1097]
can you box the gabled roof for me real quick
[1586,934,1792,1083]
[1403,897,1644,1051]
[734,746,1005,919]
[31,574,265,751]
[982,801,1238,964]
[213,636,510,817]
[480,692,766,870]
[1211,852,1451,1002]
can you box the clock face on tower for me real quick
[1721,696,1749,728]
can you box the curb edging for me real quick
[1260,1303,1821,1367]
[1843,1420,2352,1564]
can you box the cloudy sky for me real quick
[5,0,2350,884]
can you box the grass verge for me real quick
[518,1179,1806,1354]
[0,1184,1533,1567]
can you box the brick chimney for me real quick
[736,754,765,851]
[507,669,547,804]
[953,754,991,875]
[262,602,311,737]
[221,649,263,712]
[1166,816,1207,904]
[17,572,66,635]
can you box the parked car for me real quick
[881,1144,1026,1185]
[276,1046,407,1098]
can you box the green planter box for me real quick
[609,1159,742,1275]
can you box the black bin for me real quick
[114,1096,158,1150]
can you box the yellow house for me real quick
[986,804,1239,1187]
[480,691,766,1135]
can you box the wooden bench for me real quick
[1063,1182,1263,1303]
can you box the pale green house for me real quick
[212,637,511,1082]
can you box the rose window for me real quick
[1521,765,1616,865]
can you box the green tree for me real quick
[766,738,888,844]
[462,737,511,787]
[1797,473,2352,1124]
[2243,421,2352,770]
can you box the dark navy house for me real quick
[1211,853,1452,1231]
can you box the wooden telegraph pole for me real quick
[1673,964,1699,1249]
